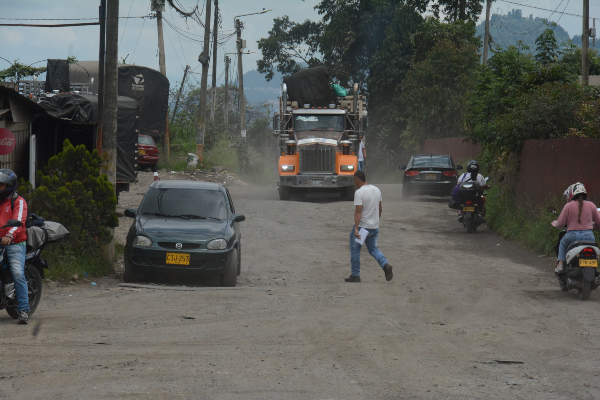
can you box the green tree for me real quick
[400,19,481,147]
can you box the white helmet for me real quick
[568,182,587,202]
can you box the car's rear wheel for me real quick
[402,184,412,199]
[222,248,238,287]
[151,163,158,172]
[237,242,242,276]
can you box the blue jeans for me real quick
[5,242,29,313]
[358,160,364,171]
[349,227,388,277]
[558,230,595,262]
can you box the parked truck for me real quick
[273,67,367,201]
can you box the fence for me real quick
[517,137,600,206]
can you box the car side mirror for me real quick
[456,165,463,170]
[124,209,137,218]
[233,214,245,222]
[399,165,406,170]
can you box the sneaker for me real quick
[344,275,361,283]
[555,263,564,274]
[18,310,28,325]
[383,264,393,281]
[458,215,465,223]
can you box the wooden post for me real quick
[196,0,212,162]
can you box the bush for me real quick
[19,139,118,256]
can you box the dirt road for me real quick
[2,171,600,399]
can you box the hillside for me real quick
[475,9,571,52]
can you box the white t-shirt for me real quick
[358,141,365,161]
[354,184,382,229]
[458,172,485,186]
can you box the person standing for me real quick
[346,171,393,282]
[0,169,29,323]
[357,135,366,171]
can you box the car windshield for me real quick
[412,157,452,168]
[138,136,155,146]
[293,115,344,132]
[139,188,228,220]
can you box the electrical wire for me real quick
[130,5,149,62]
[495,0,567,35]
[498,0,583,18]
[119,0,134,48]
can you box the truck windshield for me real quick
[294,115,344,132]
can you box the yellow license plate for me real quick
[463,207,475,212]
[139,149,146,155]
[580,259,598,267]
[423,174,437,180]
[166,253,190,265]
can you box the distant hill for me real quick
[475,9,571,52]
[243,69,283,107]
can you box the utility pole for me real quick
[224,55,230,125]
[582,0,590,86]
[196,0,212,161]
[210,0,219,121]
[97,0,106,151]
[236,19,246,140]
[104,0,118,188]
[155,5,166,75]
[171,65,189,125]
[483,0,492,65]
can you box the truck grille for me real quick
[299,146,335,173]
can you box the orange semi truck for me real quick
[273,67,367,201]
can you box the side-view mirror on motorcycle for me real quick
[1,219,21,229]
[484,177,490,182]
[456,165,463,170]
[548,206,557,215]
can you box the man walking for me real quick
[346,170,393,282]
[357,135,366,171]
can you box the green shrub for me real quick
[19,139,118,256]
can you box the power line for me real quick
[498,0,583,18]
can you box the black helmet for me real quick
[0,169,17,202]
[467,160,479,175]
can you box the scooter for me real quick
[458,177,489,233]
[548,207,600,300]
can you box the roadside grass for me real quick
[44,248,115,281]
[484,185,600,256]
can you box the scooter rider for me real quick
[552,182,600,274]
[457,160,489,222]
[0,169,29,324]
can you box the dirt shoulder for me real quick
[1,171,599,399]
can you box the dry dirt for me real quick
[2,169,600,399]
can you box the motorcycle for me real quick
[458,177,489,233]
[548,206,600,300]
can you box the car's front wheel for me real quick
[123,259,142,283]
[221,248,238,287]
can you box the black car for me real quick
[123,180,245,286]
[400,155,462,199]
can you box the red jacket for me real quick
[0,194,27,244]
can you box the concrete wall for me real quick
[421,137,481,162]
[517,137,600,205]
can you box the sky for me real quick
[0,0,599,89]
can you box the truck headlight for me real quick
[207,238,227,250]
[281,165,295,172]
[133,235,152,247]
[340,165,355,171]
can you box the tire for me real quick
[402,185,411,200]
[466,218,474,233]
[279,185,291,200]
[221,248,238,287]
[237,242,242,276]
[6,265,42,319]
[345,185,355,201]
[123,259,142,283]
[578,279,592,300]
[151,163,158,172]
